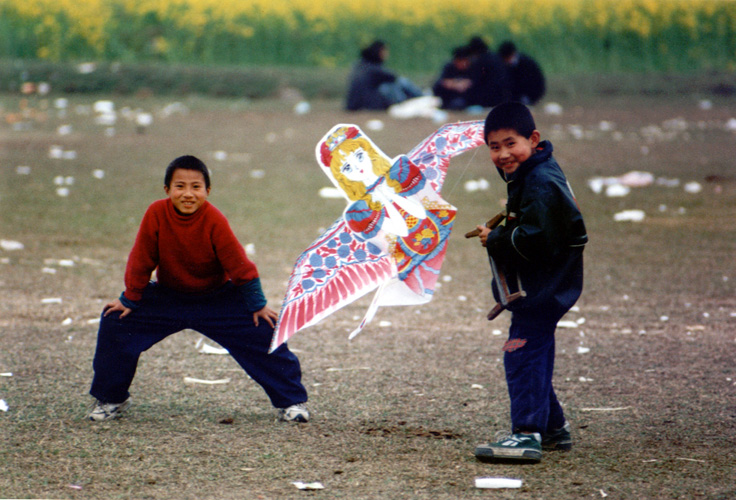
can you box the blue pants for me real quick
[503,315,566,434]
[89,282,308,409]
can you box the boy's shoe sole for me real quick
[475,443,542,463]
[278,403,309,423]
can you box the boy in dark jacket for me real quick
[473,102,587,463]
[87,155,309,423]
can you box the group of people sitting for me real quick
[345,37,545,113]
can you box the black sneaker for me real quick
[475,431,542,463]
[542,422,572,451]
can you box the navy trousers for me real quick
[89,282,308,409]
[503,315,566,434]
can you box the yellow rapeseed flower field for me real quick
[1,0,735,72]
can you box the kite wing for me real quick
[270,217,396,352]
[270,120,487,352]
[407,119,485,193]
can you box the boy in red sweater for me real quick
[88,155,308,422]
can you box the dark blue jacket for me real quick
[486,140,587,324]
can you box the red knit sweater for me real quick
[123,199,259,301]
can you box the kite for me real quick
[270,120,486,352]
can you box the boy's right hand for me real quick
[476,225,492,246]
[103,298,133,319]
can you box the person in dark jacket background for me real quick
[465,36,511,108]
[472,102,587,464]
[498,41,546,105]
[345,40,423,111]
[432,45,474,110]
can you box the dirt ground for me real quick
[1,89,735,499]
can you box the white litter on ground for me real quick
[1,240,24,251]
[292,481,324,490]
[318,187,343,199]
[475,477,522,489]
[0,400,9,412]
[613,210,646,222]
[183,377,231,385]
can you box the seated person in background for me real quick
[498,41,546,105]
[345,40,424,111]
[465,36,511,109]
[432,45,475,110]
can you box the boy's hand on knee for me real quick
[253,305,279,328]
[103,298,133,319]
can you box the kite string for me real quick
[444,146,482,199]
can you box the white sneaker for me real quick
[278,403,309,423]
[88,398,131,422]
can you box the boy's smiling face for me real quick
[164,168,210,215]
[486,128,540,176]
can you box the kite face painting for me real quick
[270,120,486,352]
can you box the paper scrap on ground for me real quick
[41,297,62,304]
[613,209,645,222]
[580,406,632,412]
[475,477,522,489]
[292,481,325,490]
[183,377,231,385]
[0,240,24,251]
[196,339,229,355]
[0,399,9,412]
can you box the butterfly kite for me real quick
[269,120,485,352]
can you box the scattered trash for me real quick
[471,384,484,390]
[577,346,591,354]
[457,295,467,302]
[365,119,384,131]
[62,318,73,326]
[195,338,229,355]
[183,377,231,385]
[675,457,706,463]
[244,243,256,255]
[492,329,503,336]
[605,184,630,197]
[613,210,645,222]
[0,373,12,377]
[557,320,579,328]
[15,165,31,175]
[213,151,228,161]
[544,102,563,116]
[579,406,632,412]
[41,297,62,304]
[388,95,442,120]
[1,240,24,251]
[0,399,8,412]
[463,178,490,192]
[67,484,83,490]
[249,169,265,179]
[325,367,370,372]
[319,187,343,199]
[475,477,523,489]
[683,181,702,194]
[441,275,452,282]
[292,481,325,490]
[293,101,311,115]
[600,489,608,498]
[378,320,392,327]
[579,376,594,382]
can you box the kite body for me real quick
[270,120,485,352]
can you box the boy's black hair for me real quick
[164,155,211,189]
[484,102,537,143]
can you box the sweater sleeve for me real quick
[123,204,160,302]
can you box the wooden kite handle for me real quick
[464,212,506,238]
